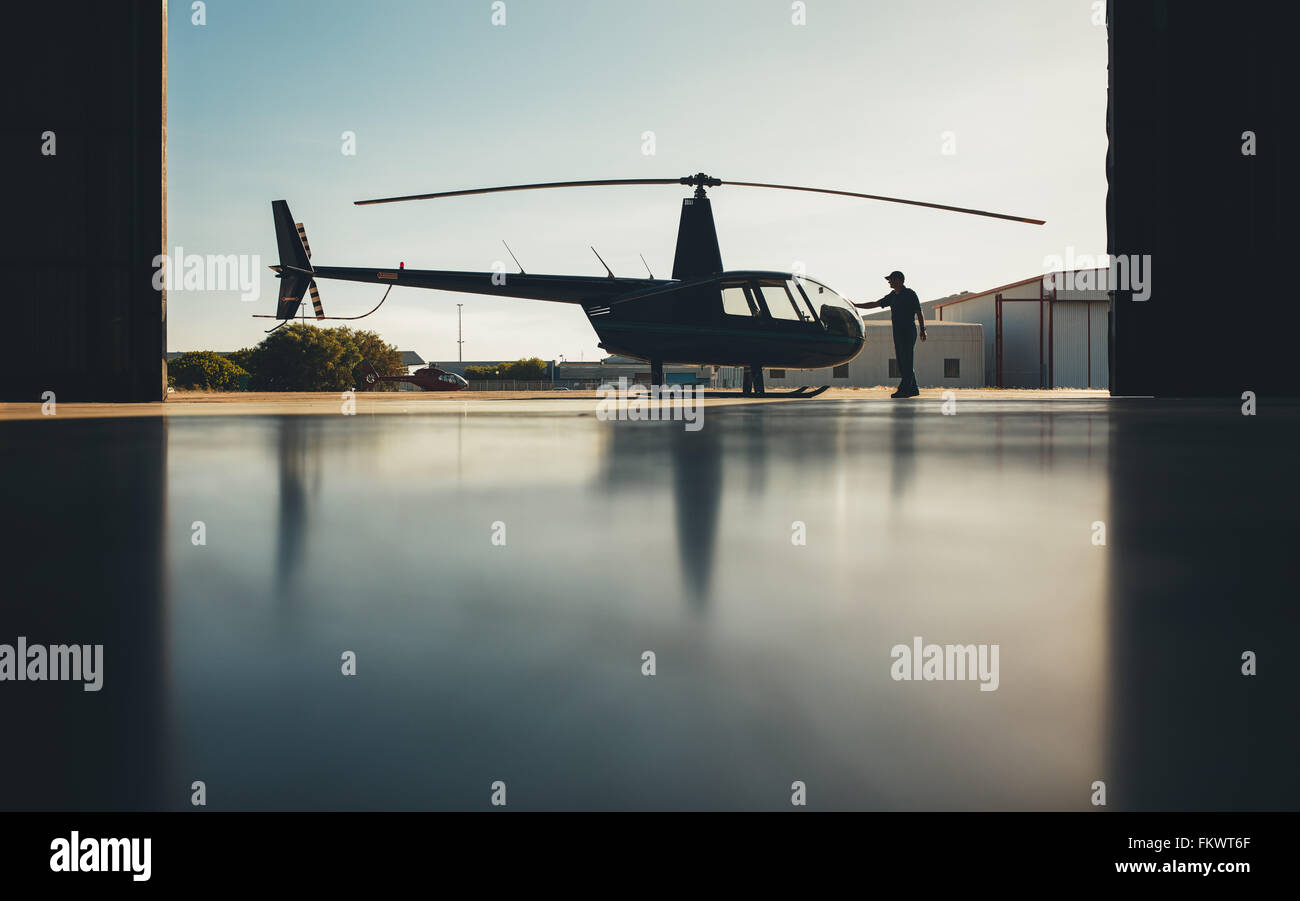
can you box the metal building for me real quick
[399,350,426,374]
[926,269,1110,389]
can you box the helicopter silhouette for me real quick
[262,174,1043,396]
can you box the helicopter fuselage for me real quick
[291,264,865,371]
[584,270,864,369]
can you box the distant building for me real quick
[399,351,425,374]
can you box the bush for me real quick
[224,347,255,373]
[169,351,247,391]
[465,357,548,380]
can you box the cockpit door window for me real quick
[720,283,760,317]
[756,281,803,321]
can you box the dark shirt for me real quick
[878,287,921,331]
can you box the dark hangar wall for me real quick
[1107,1,1292,397]
[1,1,166,402]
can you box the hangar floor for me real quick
[1,392,1296,810]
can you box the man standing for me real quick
[854,270,926,398]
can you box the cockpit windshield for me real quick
[792,278,851,313]
[794,278,863,338]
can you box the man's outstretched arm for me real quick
[854,292,894,310]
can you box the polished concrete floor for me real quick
[1,395,1296,810]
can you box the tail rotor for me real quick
[296,222,325,320]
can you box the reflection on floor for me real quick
[1,397,1295,810]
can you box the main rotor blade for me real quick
[355,173,1045,224]
[721,180,1045,225]
[355,178,682,206]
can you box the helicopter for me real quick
[261,173,1043,395]
[359,361,468,392]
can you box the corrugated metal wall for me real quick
[1000,300,1043,388]
[1089,302,1109,389]
[1052,302,1090,387]
[1051,301,1110,388]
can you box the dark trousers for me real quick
[893,324,918,393]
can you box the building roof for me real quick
[930,274,1046,309]
[931,269,1111,310]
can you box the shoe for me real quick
[890,390,904,398]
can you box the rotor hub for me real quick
[680,172,722,198]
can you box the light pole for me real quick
[456,304,464,362]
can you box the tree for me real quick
[464,358,548,381]
[504,357,548,380]
[346,328,406,391]
[241,324,404,391]
[168,351,247,391]
[224,347,255,373]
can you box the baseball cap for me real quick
[885,270,905,281]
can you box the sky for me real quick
[167,0,1108,361]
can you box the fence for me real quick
[464,379,576,391]
[462,379,713,391]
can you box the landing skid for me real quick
[724,385,831,399]
[771,385,830,397]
